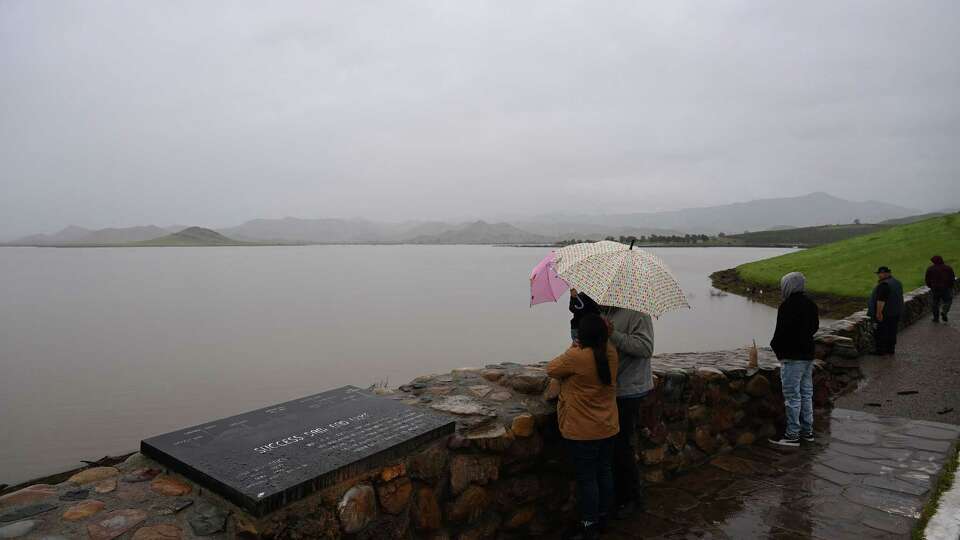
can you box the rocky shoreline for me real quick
[711,267,870,319]
[1,283,953,538]
[0,346,859,539]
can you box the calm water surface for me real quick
[0,245,793,484]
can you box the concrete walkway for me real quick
[608,408,959,539]
[836,315,960,425]
[604,317,960,539]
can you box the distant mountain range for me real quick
[528,192,919,234]
[13,225,174,245]
[4,192,933,246]
[407,221,551,244]
[878,212,951,226]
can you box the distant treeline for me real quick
[556,234,717,246]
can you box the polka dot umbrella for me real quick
[553,240,690,318]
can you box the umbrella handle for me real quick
[629,238,636,250]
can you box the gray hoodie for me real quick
[780,272,806,299]
[605,307,655,397]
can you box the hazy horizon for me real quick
[7,190,947,239]
[3,1,959,238]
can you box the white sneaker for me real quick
[769,435,800,447]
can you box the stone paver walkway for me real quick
[607,408,959,539]
[836,315,960,424]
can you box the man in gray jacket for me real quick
[605,306,655,517]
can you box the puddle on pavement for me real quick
[605,408,955,539]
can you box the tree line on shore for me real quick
[556,234,719,246]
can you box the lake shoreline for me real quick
[710,267,866,319]
[0,245,795,486]
[2,241,805,249]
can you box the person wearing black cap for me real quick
[867,266,904,355]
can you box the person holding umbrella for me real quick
[605,305,654,516]
[552,240,687,519]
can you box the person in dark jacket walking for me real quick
[926,256,956,323]
[868,266,904,355]
[768,272,820,447]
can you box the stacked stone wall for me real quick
[6,284,952,538]
[814,281,960,365]
[1,347,850,539]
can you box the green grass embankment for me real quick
[727,223,890,247]
[713,214,960,317]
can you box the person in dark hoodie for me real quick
[925,256,956,323]
[868,266,904,355]
[768,272,819,447]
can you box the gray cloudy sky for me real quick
[2,0,959,237]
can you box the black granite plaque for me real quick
[141,386,454,516]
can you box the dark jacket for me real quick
[868,277,904,320]
[568,292,600,329]
[926,256,956,290]
[770,292,819,361]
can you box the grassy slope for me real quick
[735,214,960,298]
[135,227,244,246]
[728,223,890,247]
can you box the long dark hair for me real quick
[577,313,612,385]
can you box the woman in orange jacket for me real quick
[547,313,619,539]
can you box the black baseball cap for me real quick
[875,266,891,274]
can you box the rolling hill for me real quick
[879,212,948,226]
[408,221,551,244]
[532,192,918,234]
[728,223,891,247]
[10,225,172,245]
[136,227,244,246]
[730,214,960,299]
[6,193,942,246]
[220,217,394,243]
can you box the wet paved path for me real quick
[836,315,960,424]
[608,408,959,539]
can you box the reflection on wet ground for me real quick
[608,408,959,539]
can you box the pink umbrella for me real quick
[530,251,570,307]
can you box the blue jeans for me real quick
[566,437,615,524]
[780,360,814,438]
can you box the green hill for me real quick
[878,212,947,225]
[732,214,959,299]
[136,227,244,246]
[728,223,890,247]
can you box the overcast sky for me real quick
[1,1,959,237]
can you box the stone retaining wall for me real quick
[814,282,960,365]
[7,285,952,538]
[0,348,851,540]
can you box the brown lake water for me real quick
[0,245,794,485]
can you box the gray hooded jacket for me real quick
[605,307,655,397]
